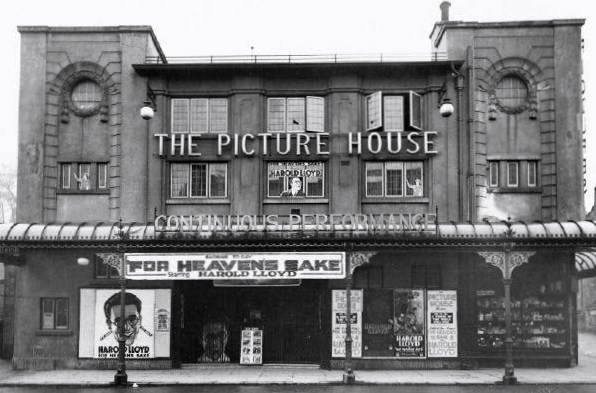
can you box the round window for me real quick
[71,80,102,112]
[495,76,528,111]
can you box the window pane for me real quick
[98,163,108,189]
[366,162,383,197]
[405,162,423,196]
[305,162,324,197]
[268,98,286,132]
[267,162,285,197]
[172,99,189,133]
[496,76,528,108]
[55,299,69,329]
[209,163,227,198]
[366,92,382,131]
[507,162,519,187]
[209,99,228,133]
[61,164,71,189]
[286,98,305,132]
[306,96,325,132]
[528,161,537,186]
[385,162,403,196]
[190,164,207,197]
[41,299,55,329]
[171,164,189,197]
[409,92,423,130]
[190,99,208,133]
[71,81,101,111]
[384,96,404,131]
[77,164,91,191]
[489,162,499,187]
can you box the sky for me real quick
[0,0,594,211]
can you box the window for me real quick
[171,98,228,133]
[507,162,519,187]
[496,76,528,109]
[365,161,424,197]
[527,161,537,187]
[365,91,423,132]
[95,255,120,279]
[489,161,499,187]
[40,298,69,330]
[267,97,325,132]
[71,81,102,111]
[267,162,325,198]
[60,162,109,191]
[170,163,228,198]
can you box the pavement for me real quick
[0,332,595,387]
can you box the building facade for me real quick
[2,5,595,372]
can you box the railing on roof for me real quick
[145,52,449,65]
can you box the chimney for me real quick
[440,1,451,22]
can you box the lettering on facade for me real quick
[154,132,438,157]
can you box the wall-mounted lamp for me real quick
[438,81,454,118]
[77,257,90,266]
[140,98,155,120]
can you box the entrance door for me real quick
[177,280,322,364]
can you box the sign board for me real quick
[427,290,458,358]
[125,252,346,280]
[240,327,263,365]
[78,289,171,359]
[393,289,426,358]
[331,289,363,358]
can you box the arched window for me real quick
[495,75,528,111]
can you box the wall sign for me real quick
[240,327,263,365]
[78,289,171,359]
[427,290,458,358]
[331,289,363,358]
[125,252,346,280]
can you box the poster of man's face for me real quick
[93,289,155,358]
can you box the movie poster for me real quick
[392,289,425,358]
[78,289,171,359]
[427,290,458,358]
[362,289,394,357]
[331,289,363,358]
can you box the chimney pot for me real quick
[440,1,451,22]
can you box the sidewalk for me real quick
[0,333,594,387]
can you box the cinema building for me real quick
[2,5,596,374]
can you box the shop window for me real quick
[354,266,383,288]
[40,298,69,330]
[267,97,325,132]
[171,98,228,133]
[95,255,120,279]
[365,91,422,132]
[170,163,228,199]
[411,265,442,289]
[60,162,109,192]
[365,161,424,198]
[267,161,325,198]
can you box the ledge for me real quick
[362,197,429,204]
[166,198,230,205]
[36,330,73,336]
[488,188,542,194]
[263,198,329,204]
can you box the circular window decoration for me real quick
[71,80,102,112]
[494,75,529,114]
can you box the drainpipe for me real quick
[454,64,465,221]
[466,46,476,221]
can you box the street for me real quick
[0,386,595,393]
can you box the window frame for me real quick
[59,162,108,192]
[365,161,425,198]
[267,96,326,133]
[365,91,423,132]
[489,161,499,188]
[266,161,326,198]
[171,98,229,134]
[40,297,69,330]
[170,162,228,199]
[527,161,538,187]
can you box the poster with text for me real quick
[362,289,394,357]
[393,289,425,358]
[331,289,362,358]
[240,327,263,365]
[427,290,458,358]
[78,288,171,359]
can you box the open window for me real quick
[365,91,423,132]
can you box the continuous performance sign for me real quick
[125,252,346,280]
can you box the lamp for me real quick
[437,80,454,118]
[77,257,90,266]
[140,99,155,120]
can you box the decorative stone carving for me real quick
[96,253,124,276]
[59,69,109,123]
[349,252,377,276]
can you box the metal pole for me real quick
[502,274,516,385]
[114,255,128,385]
[343,272,355,384]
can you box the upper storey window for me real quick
[60,162,108,192]
[495,76,528,111]
[365,91,423,132]
[267,97,325,132]
[171,98,228,133]
[71,81,102,112]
